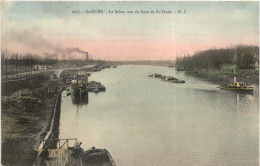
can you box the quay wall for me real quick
[40,92,62,149]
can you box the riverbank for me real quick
[1,79,61,166]
[182,68,259,86]
[1,64,105,165]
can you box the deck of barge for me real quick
[35,148,86,166]
[34,147,115,166]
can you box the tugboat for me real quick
[219,74,253,93]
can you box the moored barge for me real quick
[34,139,116,166]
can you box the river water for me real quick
[59,65,259,166]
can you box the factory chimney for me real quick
[85,52,89,60]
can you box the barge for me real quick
[87,81,106,93]
[85,147,116,166]
[148,73,185,83]
[148,73,163,78]
[161,76,185,83]
[34,139,116,166]
[71,80,88,96]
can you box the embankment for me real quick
[1,65,97,165]
[1,72,53,96]
[39,92,62,149]
[1,80,61,166]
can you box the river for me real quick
[59,65,259,166]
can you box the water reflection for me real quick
[71,92,89,106]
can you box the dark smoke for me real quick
[66,47,86,54]
[3,28,87,59]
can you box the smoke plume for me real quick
[2,28,87,59]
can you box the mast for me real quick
[75,54,78,84]
[77,67,78,84]
[233,68,236,84]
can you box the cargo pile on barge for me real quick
[161,76,185,83]
[148,73,185,83]
[87,81,106,93]
[148,73,163,78]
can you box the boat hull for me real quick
[220,85,253,93]
[71,92,89,105]
[161,78,185,83]
[85,148,116,166]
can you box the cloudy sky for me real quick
[1,1,259,60]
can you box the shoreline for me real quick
[182,69,259,86]
[1,65,98,165]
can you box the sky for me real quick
[1,1,259,60]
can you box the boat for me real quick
[87,81,106,93]
[148,73,163,78]
[34,139,116,166]
[172,79,185,83]
[219,74,253,93]
[84,147,116,166]
[161,76,185,83]
[220,82,253,92]
[71,91,89,105]
[92,67,102,72]
[71,80,88,96]
[71,68,88,96]
[93,88,99,93]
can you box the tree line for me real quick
[1,51,94,79]
[176,45,259,71]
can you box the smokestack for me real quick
[85,52,89,60]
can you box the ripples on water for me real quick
[60,65,259,166]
